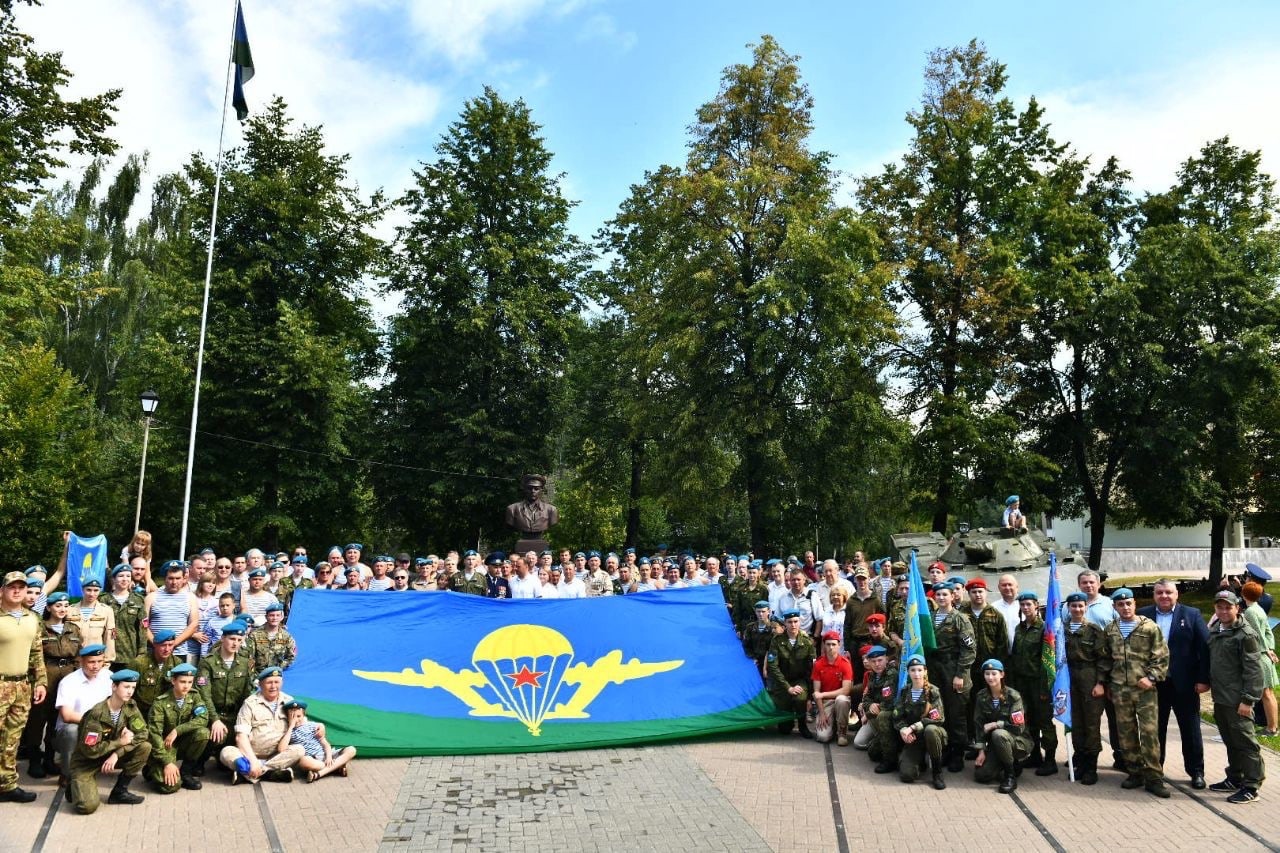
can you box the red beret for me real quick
[858,644,873,658]
[864,613,886,625]
[821,630,841,642]
[964,578,987,590]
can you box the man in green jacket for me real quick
[767,610,816,737]
[67,669,150,814]
[145,662,210,793]
[1207,590,1266,804]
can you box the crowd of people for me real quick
[0,528,1274,814]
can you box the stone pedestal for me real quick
[514,538,550,556]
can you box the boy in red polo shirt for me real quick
[812,631,854,746]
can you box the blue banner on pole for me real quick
[66,533,108,598]
[1044,551,1072,729]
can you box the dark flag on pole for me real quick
[231,1,255,121]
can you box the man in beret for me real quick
[279,555,315,611]
[450,551,489,596]
[485,553,511,599]
[1097,588,1170,797]
[366,555,394,592]
[734,566,771,634]
[196,622,255,772]
[239,567,281,626]
[67,668,150,813]
[0,570,47,802]
[1064,591,1107,784]
[742,601,775,680]
[1008,592,1056,775]
[145,662,209,793]
[1207,590,1266,804]
[963,578,1007,757]
[411,557,439,591]
[928,581,975,772]
[767,610,816,737]
[130,629,181,720]
[53,643,111,783]
[857,645,898,763]
[219,666,304,783]
[585,552,613,597]
[812,631,854,746]
[251,603,297,671]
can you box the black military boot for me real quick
[998,768,1018,794]
[1023,743,1043,768]
[27,749,46,779]
[946,746,964,773]
[108,775,145,805]
[1035,748,1059,776]
[1079,753,1098,786]
[796,714,814,739]
[873,758,897,774]
[180,761,203,790]
[930,755,947,790]
[42,752,58,778]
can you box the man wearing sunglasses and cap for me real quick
[0,570,48,802]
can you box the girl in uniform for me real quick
[888,655,948,788]
[972,659,1031,794]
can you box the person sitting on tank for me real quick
[1002,496,1028,532]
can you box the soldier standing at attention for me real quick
[1206,590,1266,804]
[1008,591,1057,776]
[67,669,150,814]
[767,610,816,738]
[1097,587,1170,798]
[1065,591,1106,784]
[928,581,975,773]
[742,602,775,680]
[0,570,47,802]
[145,662,209,793]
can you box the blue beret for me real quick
[200,548,215,556]
[782,609,801,619]
[765,558,781,567]
[344,565,361,575]
[152,629,177,643]
[639,557,651,565]
[111,563,132,577]
[269,561,285,570]
[750,559,763,568]
[221,622,247,637]
[265,602,284,613]
[606,552,617,560]
[657,543,668,550]
[25,564,46,576]
[754,600,770,609]
[282,699,308,712]
[947,576,966,586]
[587,550,600,559]
[169,662,197,677]
[46,592,69,604]
[1065,592,1087,604]
[111,669,140,683]
[291,555,308,565]
[624,548,635,555]
[787,555,800,565]
[932,582,955,592]
[573,552,585,559]
[424,556,436,565]
[1017,592,1038,602]
[865,645,888,659]
[79,643,106,656]
[248,568,267,578]
[905,654,926,668]
[463,549,478,557]
[25,579,42,588]
[345,543,363,552]
[257,666,283,680]
[981,659,1005,672]
[1006,495,1020,505]
[414,557,428,566]
[161,559,185,573]
[1110,588,1134,601]
[81,576,102,588]
[724,554,736,562]
[769,615,784,625]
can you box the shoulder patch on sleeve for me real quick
[1011,710,1025,725]
[83,731,100,746]
[927,708,941,721]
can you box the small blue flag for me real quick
[1044,551,1072,729]
[66,533,108,598]
[231,1,255,122]
[897,551,936,692]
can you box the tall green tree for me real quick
[858,41,1062,533]
[1121,138,1280,585]
[600,37,897,554]
[178,98,384,553]
[378,87,591,551]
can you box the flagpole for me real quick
[178,0,241,559]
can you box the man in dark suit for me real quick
[1139,579,1211,788]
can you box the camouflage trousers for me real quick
[884,724,946,782]
[69,739,151,815]
[0,681,32,792]
[1011,676,1058,759]
[145,728,210,793]
[1113,684,1161,782]
[974,728,1031,783]
[1068,670,1104,758]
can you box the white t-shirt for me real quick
[508,574,542,599]
[539,583,561,599]
[557,577,587,599]
[55,669,113,731]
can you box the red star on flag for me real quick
[505,665,545,689]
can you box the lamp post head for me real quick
[140,390,159,416]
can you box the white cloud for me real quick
[576,12,635,53]
[403,0,547,64]
[1035,50,1280,194]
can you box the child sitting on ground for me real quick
[280,699,355,782]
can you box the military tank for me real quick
[891,524,1083,572]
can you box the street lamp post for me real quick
[134,390,159,532]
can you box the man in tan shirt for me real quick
[218,666,304,783]
[65,578,116,662]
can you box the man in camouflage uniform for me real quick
[741,601,775,680]
[735,566,770,633]
[278,555,314,613]
[1064,590,1107,784]
[1207,590,1266,804]
[1097,587,1170,798]
[145,662,210,793]
[130,629,181,720]
[104,564,147,670]
[0,570,47,802]
[857,646,898,764]
[767,610,816,738]
[67,669,150,814]
[196,622,255,772]
[927,582,975,772]
[888,572,935,644]
[1007,592,1057,775]
[450,550,488,595]
[963,578,1007,756]
[250,602,297,671]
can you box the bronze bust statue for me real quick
[505,473,559,537]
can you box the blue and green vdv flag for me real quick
[284,584,789,755]
[230,1,255,121]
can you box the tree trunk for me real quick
[1087,501,1107,572]
[263,481,280,555]
[1207,512,1228,589]
[624,439,642,548]
[931,473,951,535]
[743,441,768,555]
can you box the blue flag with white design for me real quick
[66,532,108,598]
[897,550,935,691]
[1043,551,1072,729]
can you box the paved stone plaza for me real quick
[1,719,1277,852]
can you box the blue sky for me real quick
[21,0,1280,268]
